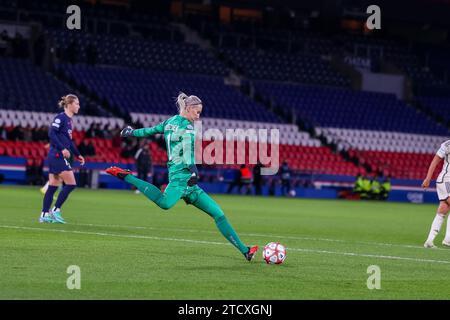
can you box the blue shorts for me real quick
[47,150,73,174]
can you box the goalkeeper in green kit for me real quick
[106,92,258,261]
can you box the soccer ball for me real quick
[262,242,286,264]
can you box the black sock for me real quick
[54,185,76,210]
[42,186,58,213]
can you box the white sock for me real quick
[444,216,450,243]
[426,213,445,243]
[41,212,48,218]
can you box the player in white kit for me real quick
[422,140,450,248]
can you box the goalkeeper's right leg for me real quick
[106,167,182,210]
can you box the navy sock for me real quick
[42,185,58,213]
[54,185,76,210]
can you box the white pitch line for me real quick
[288,248,450,265]
[1,224,450,265]
[71,222,437,251]
[0,225,225,246]
[0,219,444,251]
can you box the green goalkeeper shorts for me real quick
[168,169,205,205]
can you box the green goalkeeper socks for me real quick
[125,175,162,201]
[125,175,249,255]
[193,192,249,254]
[215,215,249,254]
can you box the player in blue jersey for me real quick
[39,95,85,223]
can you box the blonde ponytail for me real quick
[58,94,78,109]
[176,92,189,113]
[176,92,202,114]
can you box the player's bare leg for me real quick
[442,200,450,247]
[424,201,449,248]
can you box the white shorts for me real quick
[436,182,450,201]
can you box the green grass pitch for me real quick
[1,185,450,300]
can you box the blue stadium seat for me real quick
[58,64,281,123]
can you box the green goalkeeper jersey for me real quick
[132,115,195,175]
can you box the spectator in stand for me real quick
[86,141,96,156]
[121,139,138,158]
[0,126,7,140]
[25,159,34,185]
[96,123,105,138]
[353,174,364,197]
[134,141,153,194]
[26,159,45,186]
[370,173,383,200]
[252,161,264,195]
[0,30,8,42]
[111,126,122,148]
[102,124,112,139]
[86,123,95,138]
[76,142,95,188]
[381,176,392,200]
[9,126,23,141]
[226,167,241,194]
[86,123,104,138]
[268,178,277,196]
[31,126,40,142]
[239,164,253,195]
[152,172,163,190]
[0,30,10,55]
[23,125,32,142]
[31,125,48,142]
[78,140,96,157]
[360,175,372,200]
[280,161,291,196]
[77,140,88,156]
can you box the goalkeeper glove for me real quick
[187,165,199,187]
[120,126,134,137]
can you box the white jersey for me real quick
[436,140,450,183]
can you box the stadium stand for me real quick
[57,64,280,122]
[254,80,448,135]
[221,48,350,87]
[2,0,450,197]
[47,29,228,76]
[0,57,108,116]
[418,96,450,124]
[253,80,448,179]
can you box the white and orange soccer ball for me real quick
[262,242,286,264]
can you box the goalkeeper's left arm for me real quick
[120,121,165,138]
